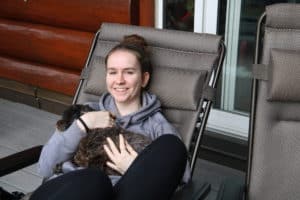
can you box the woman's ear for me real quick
[142,72,150,88]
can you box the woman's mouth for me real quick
[114,88,127,92]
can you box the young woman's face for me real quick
[106,50,149,106]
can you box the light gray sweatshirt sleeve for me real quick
[37,122,86,178]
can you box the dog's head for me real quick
[56,104,94,131]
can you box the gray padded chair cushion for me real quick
[84,57,107,95]
[268,49,300,101]
[99,23,221,54]
[266,3,300,29]
[84,56,208,110]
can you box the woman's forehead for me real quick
[106,66,139,71]
[106,50,141,70]
[107,49,137,60]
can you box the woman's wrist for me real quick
[77,117,89,132]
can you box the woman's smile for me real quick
[106,50,149,107]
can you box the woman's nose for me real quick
[116,73,125,84]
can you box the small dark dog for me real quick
[56,104,152,175]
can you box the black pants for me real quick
[30,134,187,200]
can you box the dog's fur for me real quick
[56,104,152,175]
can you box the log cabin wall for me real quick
[0,0,153,114]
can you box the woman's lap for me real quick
[114,134,187,200]
[30,168,113,200]
[30,134,187,200]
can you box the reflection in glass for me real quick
[165,0,194,31]
[234,0,299,113]
[164,0,299,114]
[216,0,299,114]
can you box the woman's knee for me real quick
[140,134,188,170]
[68,168,113,193]
[154,134,187,157]
[30,168,113,200]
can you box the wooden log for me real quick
[0,0,139,32]
[0,56,80,96]
[0,18,93,71]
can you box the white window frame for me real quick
[154,0,249,140]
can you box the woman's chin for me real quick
[112,96,130,104]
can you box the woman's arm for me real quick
[37,122,86,178]
[153,114,181,138]
[38,110,115,178]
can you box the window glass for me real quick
[165,0,194,31]
[160,0,300,137]
[216,0,300,114]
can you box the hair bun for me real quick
[122,34,148,50]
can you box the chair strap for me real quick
[202,86,216,102]
[252,64,268,80]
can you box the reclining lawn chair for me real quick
[216,3,300,200]
[0,23,225,200]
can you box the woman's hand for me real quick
[104,134,138,175]
[77,111,115,131]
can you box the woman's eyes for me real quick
[126,70,135,74]
[107,70,135,75]
[107,71,117,75]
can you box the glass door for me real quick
[155,0,218,34]
[155,0,300,139]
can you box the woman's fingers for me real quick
[125,140,138,156]
[109,112,116,120]
[104,135,128,156]
[119,134,126,152]
[104,135,138,175]
[81,111,115,129]
[106,161,118,172]
[108,117,115,127]
[106,137,119,155]
[103,144,115,161]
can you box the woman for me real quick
[32,35,190,200]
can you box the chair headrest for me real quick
[267,49,300,102]
[84,56,207,110]
[266,3,300,29]
[253,49,300,102]
[99,23,222,54]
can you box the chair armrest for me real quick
[0,145,43,177]
[216,178,245,200]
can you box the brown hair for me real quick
[105,34,152,89]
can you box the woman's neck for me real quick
[115,100,142,116]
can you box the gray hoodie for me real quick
[37,92,190,185]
